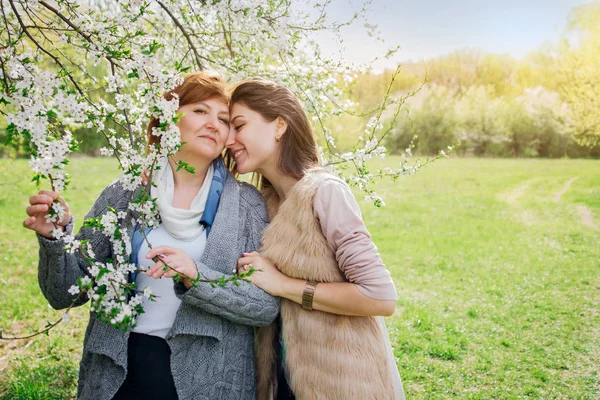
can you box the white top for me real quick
[132,225,207,338]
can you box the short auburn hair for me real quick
[147,71,229,147]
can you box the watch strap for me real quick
[302,280,318,311]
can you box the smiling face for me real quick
[227,102,283,175]
[176,96,230,163]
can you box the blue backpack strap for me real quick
[200,157,227,236]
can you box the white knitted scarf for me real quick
[151,160,214,241]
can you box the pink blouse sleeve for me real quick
[313,178,397,301]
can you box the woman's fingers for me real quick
[26,203,50,216]
[38,189,60,199]
[146,260,168,278]
[237,256,254,267]
[145,257,183,279]
[237,253,261,275]
[32,190,63,206]
[23,216,37,229]
[238,264,252,274]
[27,191,71,226]
[236,255,258,275]
[162,268,180,279]
[146,245,175,260]
[144,247,196,280]
[29,193,53,207]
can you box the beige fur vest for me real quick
[255,170,397,400]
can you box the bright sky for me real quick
[311,0,596,70]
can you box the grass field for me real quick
[0,157,598,399]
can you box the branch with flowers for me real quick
[0,0,452,338]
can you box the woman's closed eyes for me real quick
[194,108,229,124]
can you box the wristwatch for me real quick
[302,280,318,311]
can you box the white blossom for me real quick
[80,276,92,287]
[68,285,80,296]
[143,287,154,299]
[50,228,65,240]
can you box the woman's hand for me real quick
[237,251,289,296]
[145,246,198,288]
[23,190,71,239]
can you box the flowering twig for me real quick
[0,290,85,341]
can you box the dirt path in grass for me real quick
[503,178,596,229]
[576,205,599,230]
[555,177,578,201]
[500,180,537,226]
[553,177,597,230]
[504,182,530,204]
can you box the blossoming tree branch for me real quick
[0,0,450,338]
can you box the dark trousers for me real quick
[275,315,295,400]
[112,332,178,400]
[276,365,296,400]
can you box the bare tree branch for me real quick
[156,1,204,70]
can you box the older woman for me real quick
[24,71,279,400]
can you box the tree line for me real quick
[335,2,600,157]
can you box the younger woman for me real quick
[226,79,405,400]
[24,72,279,400]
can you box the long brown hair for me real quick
[227,79,319,189]
[147,71,229,148]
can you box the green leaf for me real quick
[5,123,19,145]
[174,61,191,73]
[83,215,103,228]
[141,40,164,55]
[175,160,195,174]
[31,174,44,186]
[127,68,139,79]
[172,112,185,124]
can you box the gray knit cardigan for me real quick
[37,173,279,400]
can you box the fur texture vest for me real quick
[255,170,397,400]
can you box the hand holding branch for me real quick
[145,246,198,288]
[237,251,289,296]
[23,190,71,239]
